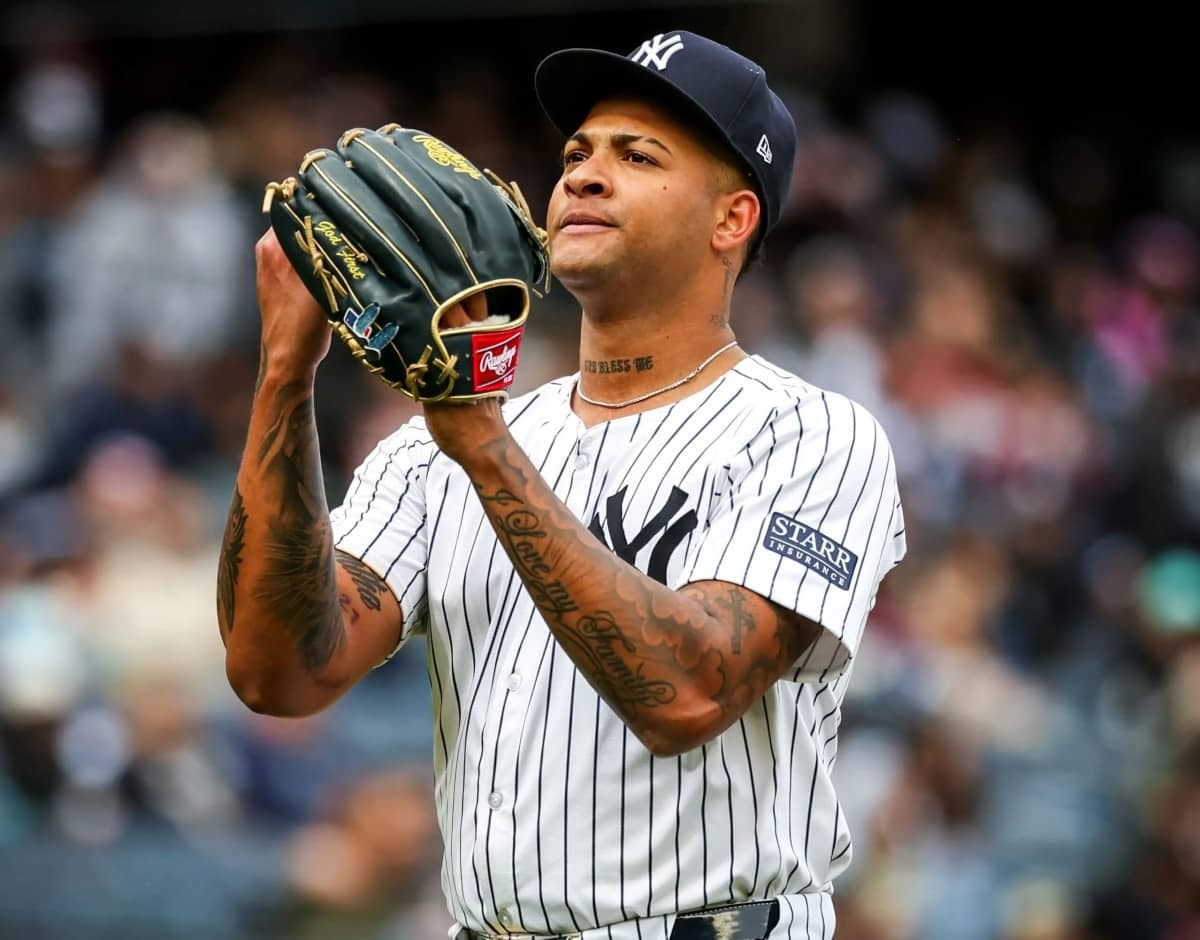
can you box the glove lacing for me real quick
[484,169,552,295]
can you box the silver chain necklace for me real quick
[575,340,740,409]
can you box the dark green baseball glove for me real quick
[263,124,550,402]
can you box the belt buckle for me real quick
[670,898,778,940]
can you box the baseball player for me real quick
[221,30,905,940]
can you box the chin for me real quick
[548,241,618,294]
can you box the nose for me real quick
[562,158,612,199]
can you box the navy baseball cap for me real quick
[535,30,797,235]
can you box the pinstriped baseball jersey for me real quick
[330,355,906,940]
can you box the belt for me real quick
[457,898,779,940]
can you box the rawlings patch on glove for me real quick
[263,124,549,402]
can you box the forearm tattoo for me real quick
[476,488,580,617]
[250,382,344,672]
[478,486,675,707]
[217,486,247,640]
[473,439,810,735]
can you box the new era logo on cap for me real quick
[631,33,685,71]
[756,134,773,164]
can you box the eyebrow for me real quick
[565,131,673,156]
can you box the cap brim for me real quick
[535,47,735,155]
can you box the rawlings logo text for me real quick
[412,134,482,179]
[480,346,517,377]
[471,327,523,392]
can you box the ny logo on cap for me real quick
[756,134,773,164]
[631,33,685,71]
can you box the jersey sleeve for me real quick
[329,418,437,658]
[684,393,905,682]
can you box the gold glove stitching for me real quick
[434,354,460,385]
[307,161,439,305]
[300,149,329,173]
[356,137,479,284]
[261,177,298,213]
[295,215,348,312]
[278,202,411,395]
[280,203,362,312]
[406,347,433,397]
[483,169,551,293]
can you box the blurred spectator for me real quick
[280,767,444,939]
[45,113,251,398]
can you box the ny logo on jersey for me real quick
[589,485,698,585]
[631,33,685,71]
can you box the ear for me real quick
[712,189,760,258]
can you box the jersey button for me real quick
[487,791,503,809]
[506,672,522,691]
[497,909,513,926]
[575,451,590,470]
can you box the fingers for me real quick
[441,292,490,329]
[255,228,306,295]
[256,227,283,262]
[463,292,489,322]
[255,225,328,326]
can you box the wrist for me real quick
[258,355,319,391]
[423,399,511,472]
[457,432,511,477]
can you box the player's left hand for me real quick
[422,292,512,464]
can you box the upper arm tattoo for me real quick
[680,581,820,717]
[714,588,755,654]
[334,551,403,664]
[336,550,386,612]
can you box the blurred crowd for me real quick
[1,8,1199,940]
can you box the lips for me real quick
[559,211,617,231]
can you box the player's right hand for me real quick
[255,228,332,375]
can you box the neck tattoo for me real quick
[582,356,655,375]
[576,340,739,409]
